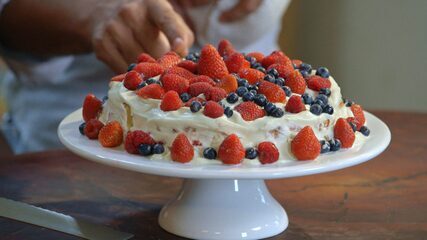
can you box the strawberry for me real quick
[134,62,165,80]
[261,50,292,68]
[291,126,321,160]
[292,59,303,68]
[160,90,183,111]
[84,119,104,139]
[238,68,265,84]
[98,121,123,148]
[204,87,227,102]
[307,75,331,91]
[82,94,103,122]
[125,130,156,154]
[285,95,306,113]
[137,53,156,63]
[123,70,143,90]
[268,63,294,79]
[189,75,216,86]
[217,74,238,93]
[161,74,190,94]
[171,133,194,163]
[334,118,356,148]
[218,39,236,57]
[224,52,250,73]
[198,44,229,79]
[184,97,206,107]
[136,84,165,99]
[258,142,279,164]
[350,104,366,130]
[285,70,306,94]
[246,52,265,62]
[188,82,212,97]
[157,51,181,69]
[218,134,245,164]
[235,102,266,121]
[163,66,196,80]
[111,73,125,82]
[258,81,286,103]
[203,101,224,118]
[177,60,198,73]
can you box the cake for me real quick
[79,40,370,165]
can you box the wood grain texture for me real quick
[0,111,426,240]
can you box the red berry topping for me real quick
[246,52,265,62]
[198,44,229,79]
[235,102,266,121]
[123,70,143,90]
[157,51,181,69]
[285,71,306,95]
[137,53,156,63]
[291,126,321,160]
[238,68,265,84]
[268,63,294,79]
[84,119,104,139]
[334,118,355,148]
[82,94,103,122]
[350,104,366,130]
[203,101,224,119]
[136,84,165,99]
[258,142,279,164]
[177,60,198,73]
[217,74,238,93]
[224,52,250,73]
[134,62,165,80]
[163,66,196,80]
[291,59,303,68]
[188,82,212,97]
[124,130,156,154]
[258,80,286,103]
[171,133,194,163]
[161,74,190,95]
[189,75,216,86]
[204,87,227,102]
[218,39,236,57]
[111,73,125,82]
[160,91,183,111]
[124,131,139,154]
[307,75,331,91]
[261,50,292,68]
[285,95,306,113]
[98,121,123,148]
[218,134,245,165]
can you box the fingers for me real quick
[219,0,262,23]
[93,33,128,73]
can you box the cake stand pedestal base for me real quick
[159,179,288,240]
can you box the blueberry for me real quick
[267,68,279,78]
[323,105,334,115]
[137,82,147,89]
[264,102,277,114]
[264,74,275,83]
[320,140,330,153]
[319,88,331,97]
[245,56,257,65]
[190,101,202,113]
[254,94,267,107]
[180,93,190,102]
[251,63,262,69]
[293,63,298,69]
[349,122,357,132]
[299,70,310,79]
[193,52,200,58]
[359,126,370,136]
[329,139,341,151]
[146,78,159,85]
[282,86,292,97]
[238,79,249,88]
[242,91,255,101]
[275,77,285,86]
[203,147,217,159]
[79,122,86,135]
[236,86,249,97]
[245,148,258,159]
[316,94,328,104]
[299,63,312,73]
[224,107,233,118]
[102,95,109,104]
[310,104,323,115]
[127,63,137,72]
[226,92,239,104]
[316,67,330,78]
[247,84,258,92]
[314,99,325,108]
[138,144,153,156]
[152,143,165,154]
[344,99,354,107]
[301,93,313,105]
[271,108,284,118]
[256,67,266,73]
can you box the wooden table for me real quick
[0,111,426,240]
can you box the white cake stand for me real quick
[58,109,390,240]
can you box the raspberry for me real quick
[184,97,206,107]
[171,133,194,163]
[204,87,227,102]
[261,50,292,68]
[84,119,104,139]
[82,94,103,122]
[307,75,331,91]
[136,84,165,99]
[161,74,190,94]
[217,39,236,57]
[350,104,366,130]
[258,142,279,164]
[224,52,250,73]
[123,70,143,90]
[217,74,238,93]
[137,53,156,63]
[235,102,266,121]
[285,95,306,113]
[160,90,183,111]
[111,73,125,82]
[218,134,245,164]
[177,60,198,73]
[134,62,165,80]
[98,121,123,148]
[188,82,212,97]
[198,44,229,79]
[203,101,224,118]
[238,68,265,84]
[334,118,355,148]
[189,75,216,86]
[157,51,181,69]
[268,63,294,79]
[246,52,265,62]
[285,70,306,94]
[291,126,321,160]
[258,80,286,103]
[292,59,302,68]
[124,131,138,154]
[163,66,196,80]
